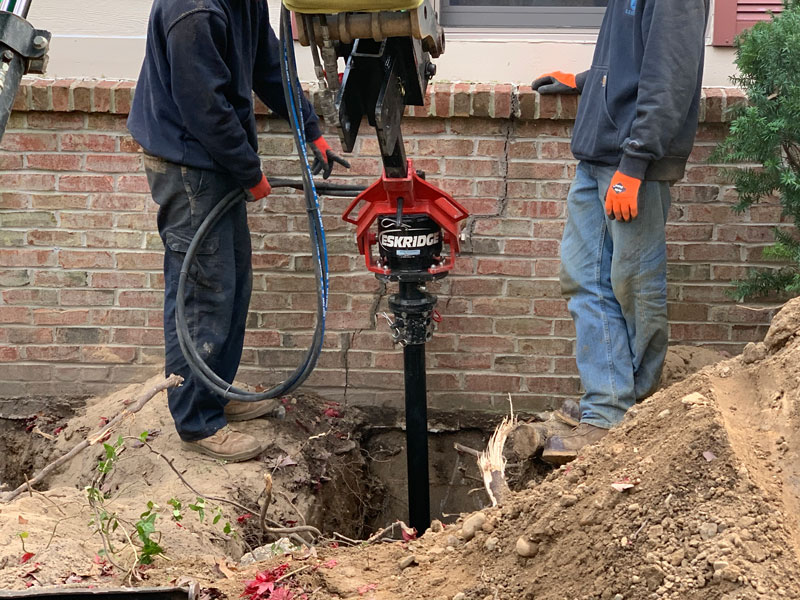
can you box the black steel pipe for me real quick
[404,340,430,534]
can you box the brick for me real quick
[81,346,137,363]
[472,297,532,316]
[0,248,56,267]
[34,270,88,287]
[476,258,532,277]
[26,112,85,130]
[85,154,142,173]
[0,347,20,362]
[0,211,56,228]
[27,153,83,171]
[671,323,729,341]
[91,271,147,288]
[0,306,31,324]
[118,175,151,193]
[525,376,581,395]
[51,79,76,111]
[111,328,163,346]
[85,231,143,248]
[60,133,117,152]
[495,317,552,336]
[504,239,560,257]
[30,194,89,209]
[118,290,163,308]
[31,79,52,111]
[0,269,31,286]
[59,174,114,192]
[0,173,56,191]
[24,345,81,362]
[59,250,114,269]
[0,153,23,169]
[60,289,116,306]
[3,327,54,344]
[465,374,521,393]
[33,309,90,325]
[90,309,147,327]
[507,161,565,180]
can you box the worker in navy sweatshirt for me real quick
[532,0,710,464]
[128,0,348,462]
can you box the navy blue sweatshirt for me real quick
[571,0,710,181]
[128,0,322,189]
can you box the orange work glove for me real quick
[531,71,579,95]
[248,174,272,202]
[310,136,350,179]
[605,171,642,222]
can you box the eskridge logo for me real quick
[378,219,441,250]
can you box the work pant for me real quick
[144,155,253,441]
[560,161,671,428]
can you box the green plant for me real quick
[713,0,800,299]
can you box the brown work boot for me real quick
[554,398,581,427]
[224,398,278,422]
[181,426,265,462]
[541,423,609,465]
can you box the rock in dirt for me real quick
[515,536,537,558]
[399,555,416,570]
[742,341,767,364]
[764,297,800,352]
[461,512,486,541]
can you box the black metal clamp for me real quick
[0,11,51,140]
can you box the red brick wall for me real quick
[0,79,786,410]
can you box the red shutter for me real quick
[713,0,784,46]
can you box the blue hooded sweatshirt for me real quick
[128,0,322,189]
[570,0,710,181]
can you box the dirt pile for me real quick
[0,382,380,590]
[286,299,800,599]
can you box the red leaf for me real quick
[322,559,337,569]
[237,513,253,524]
[98,417,109,427]
[92,554,106,565]
[19,553,35,564]
[323,408,341,418]
[401,526,417,542]
[357,583,378,595]
[329,542,339,549]
[268,589,294,600]
[53,426,64,436]
[242,565,290,600]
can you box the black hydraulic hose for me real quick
[173,8,365,402]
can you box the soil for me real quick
[1,301,799,600]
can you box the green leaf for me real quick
[139,431,149,442]
[223,522,232,535]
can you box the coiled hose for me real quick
[174,6,362,402]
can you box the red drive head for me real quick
[342,161,469,280]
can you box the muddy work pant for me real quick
[560,161,671,429]
[144,155,252,442]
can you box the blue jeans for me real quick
[560,161,671,428]
[144,155,252,441]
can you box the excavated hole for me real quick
[0,398,79,491]
[0,394,539,548]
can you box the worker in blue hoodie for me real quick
[128,0,348,462]
[532,0,710,464]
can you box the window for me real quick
[440,0,608,28]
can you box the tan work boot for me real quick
[541,423,609,465]
[182,426,264,462]
[224,398,277,422]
